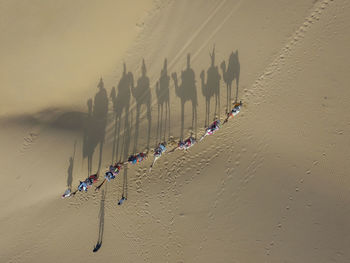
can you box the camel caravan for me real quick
[62,48,242,205]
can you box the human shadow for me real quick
[66,141,77,189]
[171,54,197,139]
[156,58,170,143]
[93,189,106,253]
[111,63,132,163]
[200,46,221,126]
[131,59,152,152]
[221,50,240,109]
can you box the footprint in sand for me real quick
[21,130,40,153]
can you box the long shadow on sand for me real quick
[155,58,171,144]
[120,98,133,201]
[171,54,198,139]
[221,50,240,110]
[131,59,152,152]
[83,78,108,176]
[200,46,221,127]
[66,141,77,189]
[111,63,132,163]
[93,189,106,253]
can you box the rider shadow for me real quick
[93,189,106,253]
[200,46,221,127]
[111,64,132,163]
[66,141,77,189]
[156,58,171,144]
[131,59,152,153]
[171,53,198,139]
[221,50,240,110]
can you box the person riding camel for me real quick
[179,136,196,150]
[169,136,196,153]
[128,152,147,165]
[223,101,242,124]
[200,119,221,141]
[78,174,98,192]
[95,163,123,191]
[106,163,123,181]
[149,142,167,171]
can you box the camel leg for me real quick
[116,115,122,161]
[218,87,220,117]
[235,77,239,103]
[167,101,170,139]
[193,103,197,139]
[160,104,163,141]
[227,84,230,111]
[181,102,185,140]
[215,94,218,119]
[111,114,117,163]
[204,100,206,127]
[88,155,92,176]
[134,106,140,153]
[206,100,209,127]
[163,104,166,141]
[229,83,232,108]
[156,104,160,145]
[97,138,104,173]
[147,103,151,150]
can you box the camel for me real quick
[171,54,197,139]
[221,50,240,110]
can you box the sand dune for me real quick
[1,0,350,262]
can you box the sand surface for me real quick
[1,0,350,262]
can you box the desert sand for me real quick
[1,0,350,262]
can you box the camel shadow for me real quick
[83,78,108,176]
[111,63,132,163]
[156,58,171,143]
[200,46,221,127]
[221,50,240,110]
[131,59,152,152]
[171,54,198,139]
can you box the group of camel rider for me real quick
[63,100,242,199]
